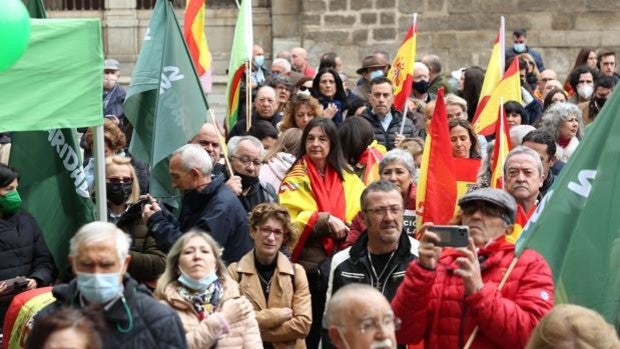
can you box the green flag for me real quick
[25,0,47,19]
[124,0,209,208]
[224,0,253,131]
[0,19,103,131]
[515,94,620,324]
[8,6,97,278]
[10,130,96,278]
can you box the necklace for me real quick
[257,273,273,294]
[368,250,396,291]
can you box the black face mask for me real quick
[106,182,132,205]
[413,80,429,94]
[238,173,259,190]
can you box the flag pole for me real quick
[93,125,107,221]
[463,256,518,348]
[399,12,417,136]
[208,109,235,177]
[499,96,505,190]
[245,60,252,132]
[500,16,505,73]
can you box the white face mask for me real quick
[577,84,593,100]
[336,328,394,349]
[103,73,118,90]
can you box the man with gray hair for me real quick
[142,144,251,263]
[326,283,398,349]
[411,62,433,103]
[227,135,277,212]
[421,54,453,95]
[503,145,545,243]
[35,222,187,348]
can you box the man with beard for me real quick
[142,144,251,264]
[322,180,417,348]
[326,283,398,349]
[227,136,278,213]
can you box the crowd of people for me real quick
[1,27,620,349]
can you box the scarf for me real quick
[177,279,224,321]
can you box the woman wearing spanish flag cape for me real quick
[278,117,365,347]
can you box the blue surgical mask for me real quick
[513,43,526,53]
[254,55,265,67]
[369,69,384,80]
[77,271,124,304]
[178,270,218,291]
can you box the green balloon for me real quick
[0,0,31,72]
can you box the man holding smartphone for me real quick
[391,187,554,349]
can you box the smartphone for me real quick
[430,225,470,248]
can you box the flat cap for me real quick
[104,59,120,71]
[458,187,517,224]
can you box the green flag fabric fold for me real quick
[515,94,620,324]
[124,0,209,208]
[0,19,103,131]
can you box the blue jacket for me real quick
[147,173,251,264]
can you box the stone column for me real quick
[104,0,139,76]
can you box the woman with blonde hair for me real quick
[279,93,324,132]
[228,203,312,348]
[155,230,262,349]
[105,155,165,289]
[526,304,620,349]
[260,128,303,191]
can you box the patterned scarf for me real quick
[177,279,224,321]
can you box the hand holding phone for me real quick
[429,225,470,248]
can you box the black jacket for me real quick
[227,112,282,140]
[361,107,417,150]
[147,173,251,264]
[36,275,187,349]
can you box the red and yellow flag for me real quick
[490,104,512,188]
[472,57,522,136]
[454,157,482,204]
[416,88,457,230]
[388,19,417,113]
[473,33,503,121]
[184,0,213,93]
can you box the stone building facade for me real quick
[48,0,620,100]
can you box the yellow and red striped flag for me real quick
[184,0,213,93]
[416,88,457,231]
[474,32,503,120]
[490,100,512,189]
[388,14,417,113]
[225,0,253,132]
[472,57,522,136]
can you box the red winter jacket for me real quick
[392,235,553,349]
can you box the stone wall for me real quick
[300,0,620,81]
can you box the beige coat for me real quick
[162,277,263,349]
[228,251,312,349]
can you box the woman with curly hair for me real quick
[538,102,584,162]
[279,93,323,132]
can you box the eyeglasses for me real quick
[355,315,401,334]
[231,156,262,167]
[258,226,285,238]
[107,176,133,184]
[364,206,403,217]
[461,203,505,218]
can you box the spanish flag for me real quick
[490,103,512,189]
[224,0,253,131]
[3,287,55,349]
[473,32,503,121]
[388,16,417,113]
[472,57,522,136]
[184,0,213,93]
[416,88,457,230]
[356,141,384,185]
[454,157,482,204]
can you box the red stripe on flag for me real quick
[184,0,206,76]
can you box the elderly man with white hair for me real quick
[142,144,251,264]
[34,221,187,348]
[411,62,433,103]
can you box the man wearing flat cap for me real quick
[103,58,127,127]
[392,187,554,348]
[349,55,390,104]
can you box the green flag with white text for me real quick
[8,7,97,278]
[124,0,209,207]
[515,94,620,325]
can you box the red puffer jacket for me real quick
[392,235,553,349]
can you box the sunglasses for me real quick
[299,85,311,92]
[107,176,133,184]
